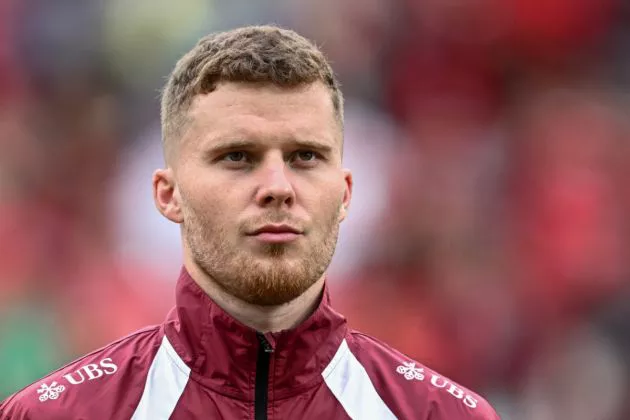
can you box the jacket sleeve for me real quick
[0,395,30,420]
[471,397,501,420]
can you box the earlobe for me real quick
[338,203,348,222]
[153,168,184,224]
[339,169,353,222]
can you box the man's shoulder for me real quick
[344,330,500,419]
[1,325,163,420]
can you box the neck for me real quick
[184,261,326,333]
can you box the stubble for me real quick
[183,203,341,306]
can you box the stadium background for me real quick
[1,1,630,418]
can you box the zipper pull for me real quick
[257,332,274,353]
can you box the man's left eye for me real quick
[296,151,316,161]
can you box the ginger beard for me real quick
[181,197,342,306]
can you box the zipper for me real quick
[255,332,274,420]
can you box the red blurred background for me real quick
[2,1,630,418]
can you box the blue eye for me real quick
[224,152,246,162]
[296,151,316,161]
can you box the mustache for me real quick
[242,214,306,231]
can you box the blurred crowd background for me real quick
[2,1,630,418]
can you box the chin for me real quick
[255,243,299,259]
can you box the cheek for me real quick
[180,181,223,219]
[304,185,343,220]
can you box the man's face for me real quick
[159,82,352,306]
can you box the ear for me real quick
[153,168,184,224]
[338,169,353,223]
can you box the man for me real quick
[0,26,500,419]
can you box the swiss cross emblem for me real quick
[37,381,65,402]
[396,361,425,381]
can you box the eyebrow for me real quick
[207,139,258,153]
[206,138,334,155]
[291,139,334,154]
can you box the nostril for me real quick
[257,185,295,207]
[261,194,293,206]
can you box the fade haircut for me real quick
[160,25,344,162]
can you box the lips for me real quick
[250,224,302,235]
[248,224,303,244]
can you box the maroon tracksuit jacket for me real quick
[1,268,500,419]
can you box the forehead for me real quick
[185,82,340,148]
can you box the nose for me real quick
[255,155,295,208]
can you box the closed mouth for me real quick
[249,224,302,235]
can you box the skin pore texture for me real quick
[153,82,352,332]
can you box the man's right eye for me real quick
[223,152,247,162]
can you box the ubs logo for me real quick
[395,361,478,409]
[37,358,119,403]
[62,357,118,385]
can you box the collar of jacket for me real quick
[163,266,348,400]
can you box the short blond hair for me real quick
[160,25,343,160]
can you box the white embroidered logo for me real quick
[37,382,65,402]
[396,361,425,380]
[394,362,480,409]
